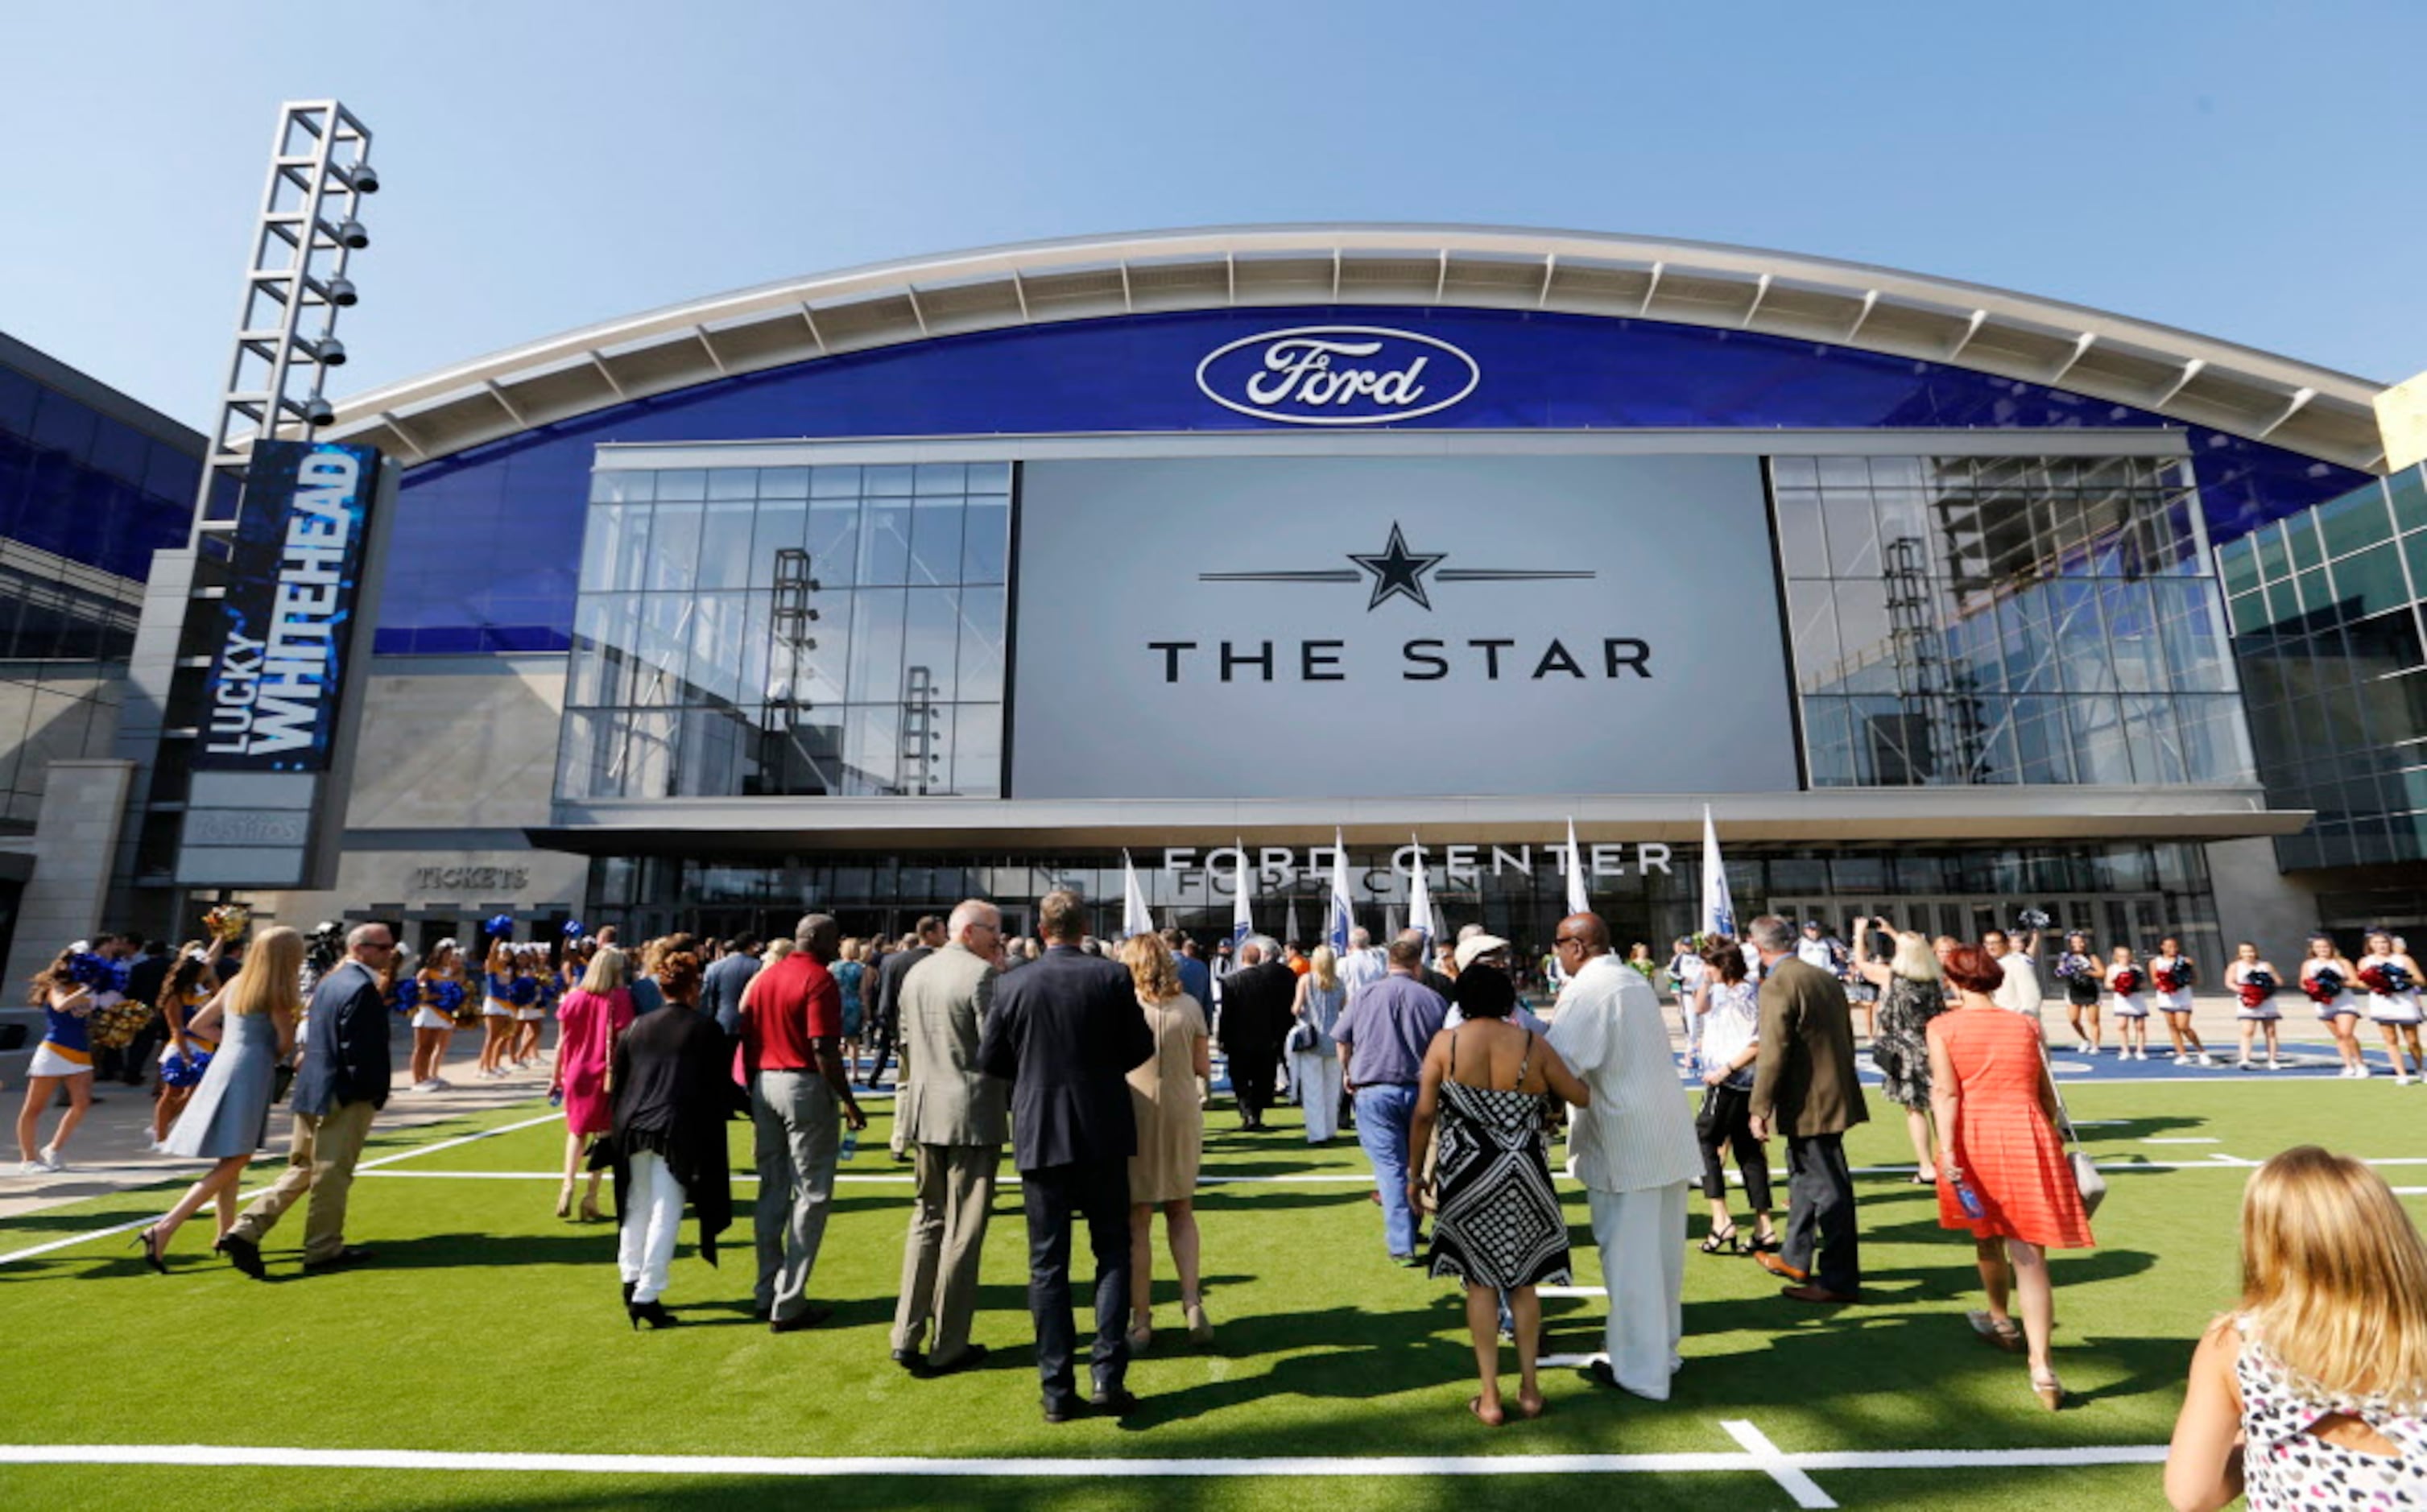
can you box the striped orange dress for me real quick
[1929,1006,2094,1249]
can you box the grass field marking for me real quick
[1719,1419,1837,1508]
[354,1112,562,1172]
[0,1437,2172,1481]
[0,1110,561,1269]
[2138,1138,2219,1145]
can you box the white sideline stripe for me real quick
[1537,1287,1607,1299]
[1723,1419,1837,1509]
[0,1113,561,1268]
[2138,1138,2218,1145]
[0,1440,2180,1479]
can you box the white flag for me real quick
[1120,849,1153,940]
[1326,829,1354,952]
[1702,804,1737,940]
[1230,840,1253,948]
[1407,835,1437,948]
[1563,816,1590,918]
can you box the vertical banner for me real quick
[193,440,380,773]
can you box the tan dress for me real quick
[1127,993,1207,1204]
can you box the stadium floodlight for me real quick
[325,276,358,308]
[300,395,337,427]
[333,218,370,250]
[308,335,347,367]
[345,163,379,194]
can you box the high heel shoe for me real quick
[2030,1369,2066,1411]
[627,1299,678,1331]
[1185,1300,1214,1345]
[556,1183,574,1220]
[1699,1223,1740,1255]
[579,1192,602,1224]
[130,1226,167,1274]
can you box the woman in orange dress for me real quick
[1928,944,2094,1411]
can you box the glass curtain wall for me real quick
[1776,454,2250,788]
[560,461,1010,801]
[2220,464,2427,870]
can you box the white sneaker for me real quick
[428,1077,451,1090]
[17,1159,46,1175]
[2196,1053,2218,1068]
[2354,1064,2371,1078]
[36,1148,64,1171]
[2266,1058,2284,1071]
[411,1080,437,1093]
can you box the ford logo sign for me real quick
[1196,325,1481,427]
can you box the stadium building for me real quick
[76,226,2425,965]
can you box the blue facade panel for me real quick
[0,359,205,582]
[377,306,2370,655]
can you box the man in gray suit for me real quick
[891,899,1011,1376]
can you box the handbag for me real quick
[1285,1019,1316,1056]
[2034,1031,2107,1218]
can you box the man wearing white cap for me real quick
[1444,935,1548,1035]
[1544,911,1703,1399]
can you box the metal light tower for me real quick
[191,100,376,543]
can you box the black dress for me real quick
[1426,1031,1571,1290]
[595,1004,741,1265]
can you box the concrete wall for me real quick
[2205,837,2326,955]
[3,759,134,1072]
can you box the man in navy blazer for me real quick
[978,890,1156,1422]
[222,922,396,1279]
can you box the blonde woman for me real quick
[1288,945,1347,1143]
[1854,920,1946,1183]
[833,939,868,1076]
[1119,933,1213,1351]
[552,946,635,1221]
[139,927,305,1269]
[2166,1146,2427,1510]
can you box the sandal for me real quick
[2030,1369,2066,1411]
[1747,1229,1782,1254]
[1966,1310,2024,1353]
[1467,1395,1505,1427]
[1699,1224,1740,1255]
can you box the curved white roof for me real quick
[325,224,2389,472]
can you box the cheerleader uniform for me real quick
[407,974,455,1032]
[2359,954,2425,1026]
[483,969,515,1020]
[2303,963,2361,1021]
[27,989,94,1079]
[2110,974,2150,1022]
[2226,963,2280,1021]
[2059,954,2101,1011]
[2150,954,2197,1016]
[510,972,544,1022]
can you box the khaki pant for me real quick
[230,1099,378,1264]
[893,1142,1001,1361]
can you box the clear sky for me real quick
[4,0,2422,429]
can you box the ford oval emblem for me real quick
[1195,325,1482,427]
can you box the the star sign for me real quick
[1346,523,1447,611]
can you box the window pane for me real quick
[848,589,906,703]
[858,498,912,586]
[908,500,963,587]
[956,586,1006,701]
[695,503,755,590]
[961,495,1009,584]
[750,502,807,590]
[648,504,703,593]
[902,588,961,702]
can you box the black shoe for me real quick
[769,1304,833,1333]
[1089,1386,1141,1416]
[1582,1360,1626,1391]
[927,1343,988,1376]
[627,1299,679,1330]
[891,1347,932,1377]
[1042,1397,1084,1423]
[302,1246,375,1273]
[753,1303,771,1322]
[622,1280,636,1306]
[221,1233,266,1280]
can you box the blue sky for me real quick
[4,1,2422,428]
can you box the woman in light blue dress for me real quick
[139,927,304,1271]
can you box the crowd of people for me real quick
[7,890,2426,1501]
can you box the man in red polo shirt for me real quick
[741,912,866,1332]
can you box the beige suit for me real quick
[891,943,1008,1363]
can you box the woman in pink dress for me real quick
[551,946,635,1221]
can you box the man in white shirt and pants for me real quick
[1544,911,1705,1399]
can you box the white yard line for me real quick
[2137,1138,2218,1145]
[0,1430,2168,1481]
[1723,1419,1838,1509]
[0,1112,560,1268]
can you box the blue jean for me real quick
[1354,1083,1420,1257]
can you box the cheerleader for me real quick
[2356,930,2426,1085]
[2149,936,2217,1067]
[15,946,97,1172]
[2298,935,2368,1077]
[406,940,466,1093]
[478,937,518,1077]
[148,944,218,1150]
[2224,942,2283,1071]
[2107,944,2152,1060]
[510,946,548,1068]
[2054,931,2103,1054]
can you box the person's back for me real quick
[1441,1016,1549,1094]
[982,944,1149,1170]
[1753,956,1866,1138]
[896,944,1006,1146]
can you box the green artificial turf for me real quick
[1,1076,2420,1509]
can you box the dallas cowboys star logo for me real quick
[1197,523,1592,610]
[1346,523,1446,611]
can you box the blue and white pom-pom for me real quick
[160,1049,212,1089]
[561,919,584,939]
[431,979,467,1014]
[486,914,515,938]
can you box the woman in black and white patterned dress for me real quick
[1407,965,1590,1427]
